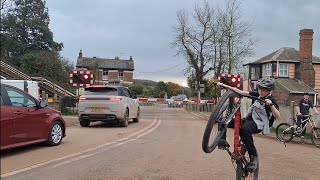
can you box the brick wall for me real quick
[124,71,133,82]
[108,71,118,81]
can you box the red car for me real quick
[0,83,66,151]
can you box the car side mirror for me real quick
[39,101,48,108]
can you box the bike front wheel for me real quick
[311,127,320,148]
[275,123,294,142]
[202,90,236,153]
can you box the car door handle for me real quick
[14,111,23,115]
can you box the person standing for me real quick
[296,92,319,142]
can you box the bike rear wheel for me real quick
[275,123,294,142]
[311,127,320,148]
[236,146,259,180]
[202,90,236,153]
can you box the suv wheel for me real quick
[120,109,129,127]
[80,120,90,127]
[133,108,140,123]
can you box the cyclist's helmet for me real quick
[257,77,275,90]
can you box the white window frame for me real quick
[243,66,249,80]
[102,71,108,80]
[119,72,124,81]
[263,63,272,77]
[278,63,288,77]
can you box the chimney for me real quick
[295,29,315,88]
[78,49,83,58]
[129,56,133,60]
[299,29,313,59]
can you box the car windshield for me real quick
[176,94,187,100]
[84,87,118,95]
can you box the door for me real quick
[0,94,15,150]
[4,86,47,144]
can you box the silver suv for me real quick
[78,85,140,127]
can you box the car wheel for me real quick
[120,109,129,127]
[47,121,63,146]
[79,120,90,127]
[133,108,140,123]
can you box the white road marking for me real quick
[51,119,162,168]
[1,117,160,178]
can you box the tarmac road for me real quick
[1,106,319,180]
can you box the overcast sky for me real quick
[46,0,320,87]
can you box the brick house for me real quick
[76,50,134,84]
[242,29,320,105]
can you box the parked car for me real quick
[0,79,40,100]
[78,85,140,127]
[0,83,66,151]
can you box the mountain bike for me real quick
[275,114,320,148]
[202,89,265,180]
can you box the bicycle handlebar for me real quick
[220,86,268,104]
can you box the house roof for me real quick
[275,78,318,94]
[76,57,134,70]
[243,47,320,65]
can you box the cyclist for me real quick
[217,77,281,171]
[296,92,319,142]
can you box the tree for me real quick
[172,0,256,95]
[19,51,74,89]
[153,81,168,98]
[128,84,144,97]
[0,0,74,89]
[166,82,182,97]
[0,0,63,63]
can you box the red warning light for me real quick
[83,74,89,80]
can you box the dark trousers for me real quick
[297,114,308,136]
[222,119,261,157]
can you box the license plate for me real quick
[91,107,104,112]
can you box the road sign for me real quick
[70,70,93,87]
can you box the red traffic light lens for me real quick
[83,74,89,80]
[231,77,236,83]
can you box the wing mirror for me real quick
[39,101,48,108]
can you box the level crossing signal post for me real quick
[69,70,94,96]
[193,81,205,100]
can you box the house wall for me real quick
[314,64,320,93]
[108,70,119,81]
[272,87,290,105]
[124,71,133,83]
[288,64,295,79]
[243,80,250,91]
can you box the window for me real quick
[278,63,288,77]
[102,71,108,80]
[0,95,4,106]
[5,87,36,108]
[263,63,272,76]
[119,72,124,81]
[121,88,130,97]
[250,67,260,80]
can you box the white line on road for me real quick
[51,119,162,168]
[1,117,161,178]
